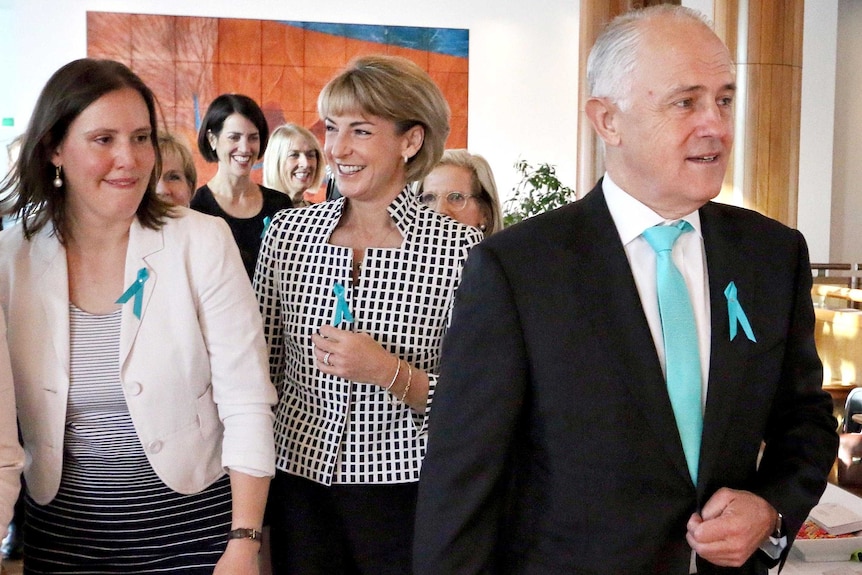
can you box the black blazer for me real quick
[413,182,838,575]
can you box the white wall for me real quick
[799,0,838,263]
[0,1,840,260]
[2,0,581,205]
[830,0,862,264]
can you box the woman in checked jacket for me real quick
[254,55,482,575]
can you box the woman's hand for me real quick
[312,325,396,387]
[213,539,260,574]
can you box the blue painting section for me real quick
[279,21,469,59]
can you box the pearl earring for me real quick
[403,155,409,164]
[53,165,63,188]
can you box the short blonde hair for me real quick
[263,123,324,203]
[318,55,450,183]
[418,149,504,236]
[157,131,196,194]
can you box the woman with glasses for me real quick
[416,149,504,236]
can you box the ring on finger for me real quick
[323,351,332,366]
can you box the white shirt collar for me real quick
[601,173,703,246]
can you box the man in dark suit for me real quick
[413,5,838,575]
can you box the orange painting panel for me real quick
[86,13,470,181]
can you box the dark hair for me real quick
[197,94,269,162]
[0,58,166,242]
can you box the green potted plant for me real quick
[503,159,576,227]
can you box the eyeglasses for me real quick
[417,191,479,212]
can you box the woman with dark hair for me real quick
[192,94,292,279]
[0,59,276,574]
[255,55,482,575]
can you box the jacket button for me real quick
[147,440,163,454]
[126,382,143,396]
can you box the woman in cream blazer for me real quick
[0,58,276,574]
[0,212,276,503]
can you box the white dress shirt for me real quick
[602,174,711,409]
[602,174,784,569]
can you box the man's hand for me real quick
[686,487,777,567]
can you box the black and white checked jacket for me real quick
[255,189,482,485]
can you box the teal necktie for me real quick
[642,221,703,484]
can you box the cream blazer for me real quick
[0,208,277,505]
[0,307,24,540]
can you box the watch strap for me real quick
[227,528,262,543]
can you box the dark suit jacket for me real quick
[413,183,838,575]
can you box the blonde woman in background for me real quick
[416,149,503,236]
[263,124,324,207]
[155,131,196,207]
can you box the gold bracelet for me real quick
[385,357,401,393]
[398,362,413,403]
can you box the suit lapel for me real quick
[118,219,164,370]
[697,204,757,494]
[34,229,71,392]
[572,187,693,483]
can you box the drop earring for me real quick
[53,165,63,188]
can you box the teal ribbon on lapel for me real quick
[261,216,272,239]
[115,267,149,319]
[331,282,355,326]
[724,281,756,342]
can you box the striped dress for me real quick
[23,306,232,574]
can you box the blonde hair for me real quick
[318,55,450,183]
[157,131,196,194]
[263,123,324,204]
[418,149,504,236]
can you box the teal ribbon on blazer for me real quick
[643,221,703,484]
[115,267,149,319]
[331,282,355,326]
[724,281,756,342]
[261,216,272,239]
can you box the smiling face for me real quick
[156,148,193,206]
[210,113,260,178]
[323,111,422,203]
[594,17,735,218]
[282,136,320,196]
[52,87,155,228]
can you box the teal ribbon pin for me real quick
[331,282,355,326]
[724,281,756,342]
[261,216,272,239]
[115,267,149,319]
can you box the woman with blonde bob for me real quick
[417,148,504,236]
[155,131,197,207]
[255,55,482,574]
[263,123,324,206]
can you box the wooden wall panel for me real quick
[578,0,805,228]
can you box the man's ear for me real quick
[585,97,621,148]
